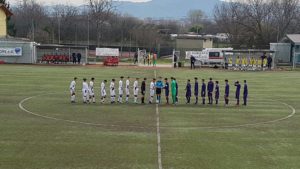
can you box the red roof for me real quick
[0,4,13,17]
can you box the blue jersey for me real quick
[207,81,214,93]
[225,84,230,97]
[186,83,192,97]
[194,82,199,96]
[215,84,220,98]
[235,83,241,98]
[165,82,170,96]
[243,84,248,97]
[156,81,164,89]
[201,83,206,97]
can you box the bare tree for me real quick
[214,0,300,48]
[187,9,205,26]
[13,0,48,41]
[88,0,114,46]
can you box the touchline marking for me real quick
[154,70,163,169]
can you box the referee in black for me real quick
[141,78,147,104]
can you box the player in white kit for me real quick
[118,76,124,103]
[110,79,116,104]
[69,77,77,103]
[82,78,89,104]
[149,78,156,104]
[133,78,139,103]
[100,80,107,103]
[89,78,96,103]
[125,77,130,103]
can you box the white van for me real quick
[186,48,233,66]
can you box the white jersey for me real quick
[119,80,123,95]
[82,82,89,96]
[70,80,76,94]
[89,81,94,95]
[133,80,139,96]
[125,80,130,95]
[110,82,115,96]
[101,82,106,96]
[150,82,155,96]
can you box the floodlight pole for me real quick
[293,53,296,70]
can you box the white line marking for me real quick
[18,95,296,131]
[18,95,153,130]
[156,104,163,169]
[154,69,163,169]
[161,100,296,130]
[18,94,296,169]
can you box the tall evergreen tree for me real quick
[0,0,16,36]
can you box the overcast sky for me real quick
[8,0,151,6]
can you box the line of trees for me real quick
[6,0,300,49]
[8,0,187,49]
[214,0,300,48]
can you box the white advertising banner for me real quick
[185,51,209,61]
[96,48,119,57]
[0,47,22,56]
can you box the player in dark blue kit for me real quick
[224,79,230,106]
[243,80,248,106]
[185,79,192,104]
[164,78,170,104]
[194,78,199,104]
[215,81,220,105]
[201,79,206,105]
[207,78,214,105]
[235,81,241,105]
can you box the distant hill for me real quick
[114,0,221,19]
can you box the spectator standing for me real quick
[72,53,77,64]
[153,53,157,67]
[267,55,273,70]
[134,52,138,65]
[191,55,196,69]
[77,53,82,64]
[174,54,178,68]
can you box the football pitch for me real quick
[0,65,299,169]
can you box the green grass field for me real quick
[0,65,299,169]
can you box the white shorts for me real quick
[101,90,107,97]
[82,89,88,97]
[150,89,155,97]
[126,88,130,95]
[110,90,115,96]
[70,89,75,95]
[89,89,94,96]
[134,88,139,96]
[119,88,123,95]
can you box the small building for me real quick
[0,4,13,37]
[0,37,37,64]
[271,34,300,67]
[0,5,37,64]
[172,34,213,59]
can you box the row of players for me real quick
[69,77,249,106]
[226,56,273,70]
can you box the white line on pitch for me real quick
[154,70,163,169]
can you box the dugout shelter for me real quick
[222,49,275,71]
[36,44,88,64]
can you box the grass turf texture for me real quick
[0,65,299,169]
